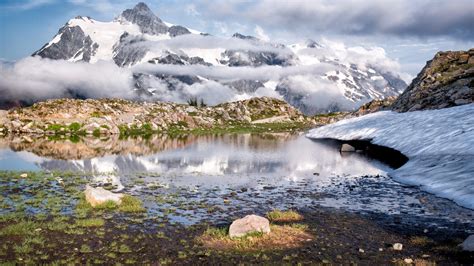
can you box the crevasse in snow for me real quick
[306,104,474,209]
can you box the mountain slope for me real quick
[26,2,408,114]
[392,49,474,112]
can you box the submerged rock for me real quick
[461,235,474,252]
[229,214,271,238]
[84,185,123,207]
[340,143,356,152]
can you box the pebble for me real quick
[358,248,365,253]
[393,243,403,251]
[20,173,28,178]
[404,258,413,264]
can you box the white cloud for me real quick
[0,57,133,100]
[197,0,474,40]
[254,25,270,42]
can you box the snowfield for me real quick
[306,104,474,209]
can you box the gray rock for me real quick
[341,144,356,152]
[84,185,123,207]
[461,235,474,251]
[229,214,271,238]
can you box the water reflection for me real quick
[1,133,473,227]
[0,133,387,183]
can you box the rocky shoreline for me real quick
[0,97,313,136]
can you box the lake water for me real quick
[0,133,473,229]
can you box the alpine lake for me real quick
[0,132,473,264]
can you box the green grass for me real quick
[266,209,303,222]
[203,227,228,239]
[75,218,105,228]
[0,220,40,236]
[118,195,146,213]
[80,244,92,253]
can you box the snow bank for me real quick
[306,104,474,209]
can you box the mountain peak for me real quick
[232,33,258,41]
[119,2,168,35]
[132,2,153,14]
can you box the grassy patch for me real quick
[266,209,303,222]
[118,195,146,213]
[409,236,434,246]
[0,220,40,237]
[76,218,105,228]
[197,224,313,251]
[76,194,145,214]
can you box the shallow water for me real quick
[0,133,473,230]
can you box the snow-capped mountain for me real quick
[30,2,407,114]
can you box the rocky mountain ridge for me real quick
[0,97,309,136]
[392,49,474,112]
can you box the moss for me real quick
[118,195,146,213]
[68,122,82,132]
[92,128,101,137]
[79,244,92,253]
[91,111,104,118]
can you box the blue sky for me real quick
[1,0,473,75]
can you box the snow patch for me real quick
[306,104,474,209]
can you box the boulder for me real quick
[461,235,474,251]
[229,214,271,238]
[84,185,123,207]
[340,143,356,152]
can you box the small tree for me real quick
[187,97,207,107]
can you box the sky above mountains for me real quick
[1,0,473,75]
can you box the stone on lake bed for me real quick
[229,214,271,238]
[461,235,474,251]
[20,173,28,178]
[84,185,123,207]
[340,143,356,152]
[392,243,403,251]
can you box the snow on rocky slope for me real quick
[306,104,474,209]
[5,2,409,114]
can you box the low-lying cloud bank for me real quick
[0,36,408,112]
[0,57,134,101]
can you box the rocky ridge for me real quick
[0,97,309,136]
[392,49,474,112]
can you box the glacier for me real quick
[306,104,474,209]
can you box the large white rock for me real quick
[461,235,474,251]
[229,214,271,238]
[84,185,123,207]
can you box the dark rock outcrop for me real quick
[33,24,98,62]
[392,49,474,112]
[168,25,191,37]
[120,2,169,35]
